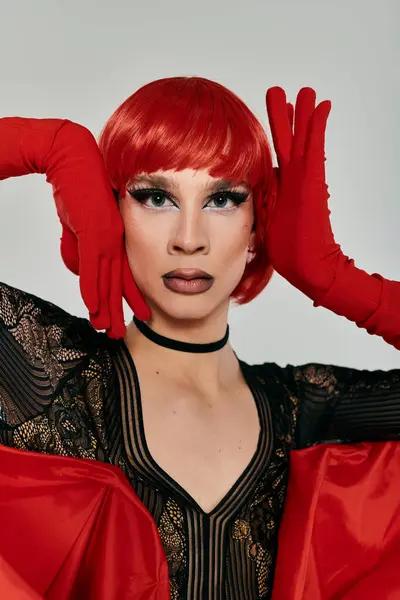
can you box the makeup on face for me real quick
[162,268,214,295]
[126,173,250,213]
[121,169,254,304]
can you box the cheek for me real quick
[124,215,147,251]
[214,217,252,259]
[121,199,162,253]
[209,221,252,289]
[120,202,165,283]
[230,202,254,250]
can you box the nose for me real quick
[167,208,210,256]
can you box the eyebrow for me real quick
[131,174,249,193]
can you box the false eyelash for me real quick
[127,186,249,207]
[211,190,249,205]
[127,186,172,200]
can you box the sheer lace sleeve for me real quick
[280,362,400,449]
[0,281,103,454]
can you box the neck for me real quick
[124,311,240,394]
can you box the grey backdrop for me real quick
[0,0,398,369]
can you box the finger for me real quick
[265,167,279,225]
[60,225,79,275]
[287,102,294,132]
[122,254,151,321]
[266,87,292,165]
[292,87,316,161]
[305,100,331,181]
[79,246,99,316]
[106,257,126,339]
[90,257,111,331]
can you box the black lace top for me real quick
[1,281,399,600]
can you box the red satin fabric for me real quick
[0,556,43,600]
[0,445,169,599]
[272,442,400,600]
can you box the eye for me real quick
[206,191,249,210]
[127,187,249,211]
[127,188,176,209]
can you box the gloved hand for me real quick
[0,117,151,338]
[59,223,142,335]
[265,87,400,350]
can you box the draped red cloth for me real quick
[3,441,400,599]
[272,442,400,600]
[0,445,170,600]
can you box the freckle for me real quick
[238,446,242,450]
[218,449,222,453]
[172,410,177,415]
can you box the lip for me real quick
[162,268,213,280]
[162,277,214,294]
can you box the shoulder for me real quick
[0,281,116,426]
[240,360,301,444]
[240,359,298,392]
[244,358,400,446]
[0,282,123,459]
[0,280,103,362]
[244,358,400,393]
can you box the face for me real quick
[119,168,255,322]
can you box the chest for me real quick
[137,376,261,514]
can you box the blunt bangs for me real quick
[99,77,271,191]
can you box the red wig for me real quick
[98,76,275,304]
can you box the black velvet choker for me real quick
[132,316,229,354]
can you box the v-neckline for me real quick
[117,341,272,518]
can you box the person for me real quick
[0,76,399,600]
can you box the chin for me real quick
[146,287,229,322]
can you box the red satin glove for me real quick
[265,87,400,350]
[0,117,150,338]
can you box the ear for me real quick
[246,230,256,264]
[249,229,256,252]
